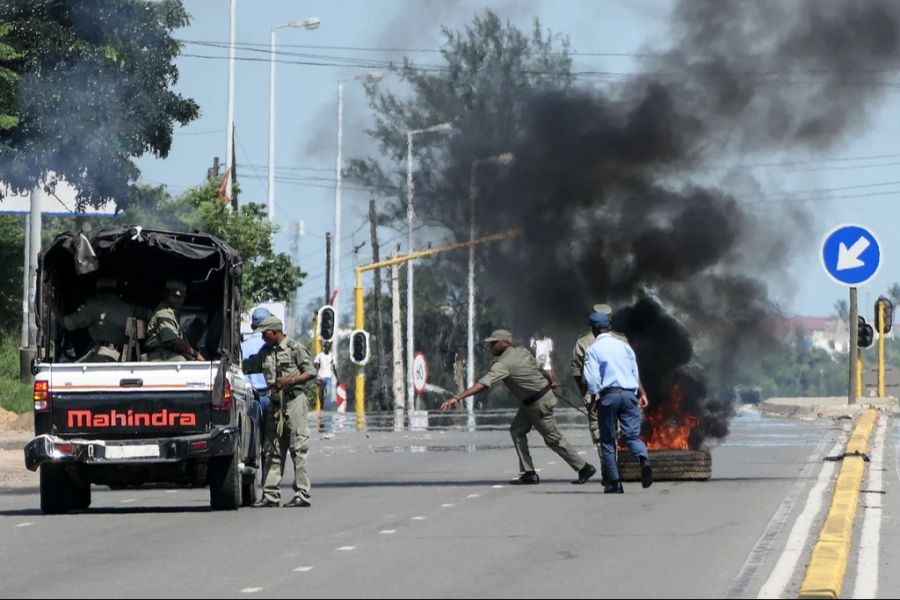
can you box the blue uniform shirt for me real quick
[241,332,268,392]
[583,333,640,395]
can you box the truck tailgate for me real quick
[46,362,217,439]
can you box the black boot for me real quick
[510,471,540,485]
[571,463,597,485]
[603,481,624,494]
[640,458,653,489]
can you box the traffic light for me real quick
[349,329,370,365]
[858,315,874,348]
[875,296,894,334]
[317,305,336,343]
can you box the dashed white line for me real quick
[239,587,263,594]
[491,485,504,489]
[411,516,427,521]
[379,529,397,535]
[336,546,357,551]
[440,503,455,508]
[293,566,314,573]
[547,461,558,465]
[165,490,178,494]
[467,494,481,499]
[121,498,137,504]
[15,522,33,528]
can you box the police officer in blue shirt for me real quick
[583,311,653,493]
[242,307,272,412]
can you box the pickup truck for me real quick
[24,227,263,513]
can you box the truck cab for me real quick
[24,226,263,513]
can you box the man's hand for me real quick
[550,381,561,389]
[275,375,294,389]
[638,389,649,409]
[440,396,459,411]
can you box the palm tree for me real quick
[887,283,900,308]
[833,299,849,322]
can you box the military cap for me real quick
[592,303,613,315]
[96,277,117,290]
[484,329,513,343]
[165,279,187,297]
[251,306,272,328]
[254,315,283,333]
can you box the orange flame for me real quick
[643,382,698,450]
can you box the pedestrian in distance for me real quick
[242,315,317,508]
[441,329,597,485]
[583,311,653,493]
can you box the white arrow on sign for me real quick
[837,237,871,271]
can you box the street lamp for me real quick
[406,122,454,414]
[267,17,320,222]
[333,71,383,341]
[467,153,514,423]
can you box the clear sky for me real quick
[136,0,900,323]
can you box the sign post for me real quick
[821,224,882,404]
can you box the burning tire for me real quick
[616,449,711,481]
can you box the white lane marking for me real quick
[547,461,557,465]
[851,413,886,599]
[379,529,397,535]
[15,522,34,528]
[411,516,427,521]
[577,450,587,455]
[467,494,481,499]
[121,498,137,504]
[336,546,356,551]
[239,587,263,594]
[293,566,314,573]
[165,490,178,494]
[440,503,455,508]
[491,485,504,489]
[755,427,850,599]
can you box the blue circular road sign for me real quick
[821,224,881,287]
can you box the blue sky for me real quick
[136,0,900,323]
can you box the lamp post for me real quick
[333,71,383,341]
[405,122,453,415]
[467,153,514,424]
[267,17,320,222]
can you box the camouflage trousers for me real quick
[510,392,586,474]
[261,394,310,502]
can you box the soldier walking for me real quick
[442,329,596,485]
[243,315,317,507]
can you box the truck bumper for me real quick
[24,427,238,472]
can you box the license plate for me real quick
[105,444,160,459]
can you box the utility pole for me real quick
[391,247,405,421]
[207,157,221,180]
[325,232,332,301]
[369,200,389,409]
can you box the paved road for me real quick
[0,408,891,598]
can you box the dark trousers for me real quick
[598,390,649,482]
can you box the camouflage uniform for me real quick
[62,293,140,362]
[145,301,188,362]
[243,327,316,504]
[479,344,587,475]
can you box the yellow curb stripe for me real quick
[797,409,877,599]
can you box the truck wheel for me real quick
[209,454,241,510]
[71,480,91,510]
[241,433,263,507]
[40,465,73,515]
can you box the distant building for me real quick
[780,316,850,355]
[0,179,117,215]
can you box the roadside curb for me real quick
[797,408,877,599]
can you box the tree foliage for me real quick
[0,0,198,208]
[347,11,572,402]
[0,22,20,132]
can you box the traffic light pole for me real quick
[849,287,858,405]
[353,229,520,426]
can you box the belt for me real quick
[522,384,551,406]
[598,386,636,399]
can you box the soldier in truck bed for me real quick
[44,277,149,362]
[144,280,206,362]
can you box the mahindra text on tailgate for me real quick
[48,363,215,439]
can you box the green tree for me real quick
[887,283,900,308]
[0,0,198,209]
[348,11,572,401]
[0,21,20,132]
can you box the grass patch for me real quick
[0,331,31,414]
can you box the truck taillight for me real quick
[213,379,233,411]
[33,380,49,411]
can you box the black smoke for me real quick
[434,1,900,447]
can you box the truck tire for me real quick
[40,465,73,515]
[72,483,92,511]
[209,454,241,510]
[241,433,263,507]
[617,449,711,481]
